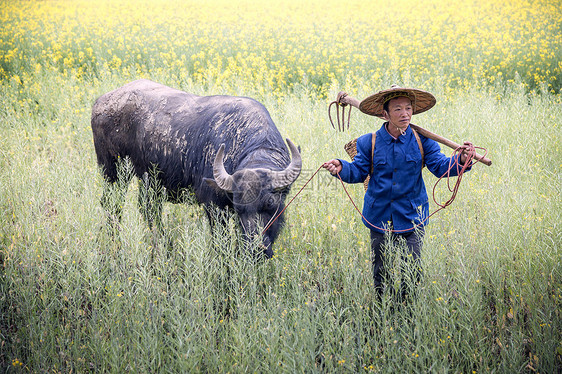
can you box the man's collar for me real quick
[381,122,411,143]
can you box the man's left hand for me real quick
[459,141,473,165]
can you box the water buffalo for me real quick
[91,79,301,258]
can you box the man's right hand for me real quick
[322,159,342,175]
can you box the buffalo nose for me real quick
[263,245,274,259]
[260,238,273,259]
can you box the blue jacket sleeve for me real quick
[422,136,472,177]
[337,133,373,183]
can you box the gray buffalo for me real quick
[91,79,301,258]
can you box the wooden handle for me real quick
[410,124,492,166]
[337,92,492,166]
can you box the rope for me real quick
[336,142,487,233]
[261,165,323,235]
[262,142,487,235]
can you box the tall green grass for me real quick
[1,70,560,372]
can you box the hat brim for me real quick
[359,87,436,118]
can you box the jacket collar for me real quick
[380,122,413,144]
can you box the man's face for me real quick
[383,96,413,131]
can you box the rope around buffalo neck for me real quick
[262,142,487,235]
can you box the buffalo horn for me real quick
[271,138,302,190]
[213,144,234,192]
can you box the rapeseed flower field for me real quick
[1,0,561,372]
[1,0,561,96]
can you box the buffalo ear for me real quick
[203,178,227,195]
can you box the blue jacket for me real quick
[338,123,470,233]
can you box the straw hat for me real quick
[359,85,436,118]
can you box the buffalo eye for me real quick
[265,195,278,210]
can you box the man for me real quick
[323,85,472,301]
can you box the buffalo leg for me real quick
[137,168,165,233]
[100,158,133,230]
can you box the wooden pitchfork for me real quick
[328,91,492,166]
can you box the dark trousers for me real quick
[370,227,425,301]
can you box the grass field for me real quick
[1,0,561,372]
